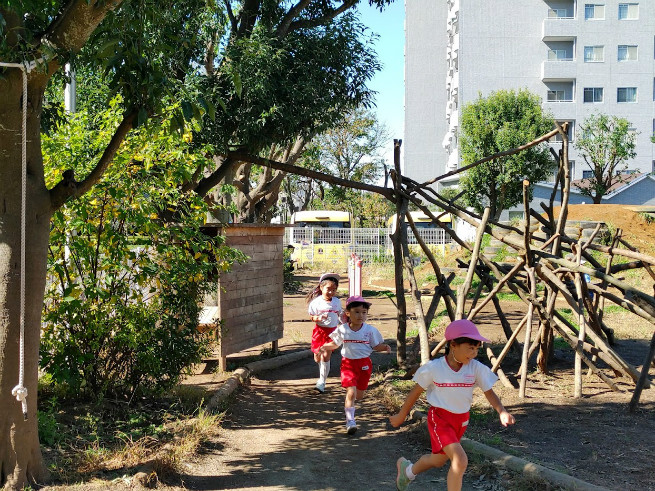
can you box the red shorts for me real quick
[340,357,372,390]
[427,407,470,454]
[311,325,336,353]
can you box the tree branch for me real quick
[49,110,137,210]
[40,0,124,75]
[194,156,236,198]
[276,0,358,38]
[227,150,394,199]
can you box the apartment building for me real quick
[405,0,655,190]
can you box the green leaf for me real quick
[181,101,193,121]
[136,107,148,128]
[232,71,242,98]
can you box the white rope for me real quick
[1,61,30,420]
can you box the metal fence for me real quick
[284,226,453,268]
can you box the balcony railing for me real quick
[542,17,577,41]
[541,60,577,81]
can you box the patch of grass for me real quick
[40,386,223,486]
[552,336,569,350]
[496,291,521,301]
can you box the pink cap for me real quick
[319,273,340,284]
[346,295,371,308]
[445,319,490,343]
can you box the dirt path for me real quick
[178,353,495,491]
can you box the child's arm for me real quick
[484,388,515,427]
[309,313,328,323]
[389,383,424,428]
[373,342,391,354]
[318,341,339,354]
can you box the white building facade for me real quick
[405,0,655,187]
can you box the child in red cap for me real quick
[318,295,391,434]
[389,319,515,491]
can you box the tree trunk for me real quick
[0,71,51,489]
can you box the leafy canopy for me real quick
[41,97,243,400]
[573,113,637,203]
[459,89,556,220]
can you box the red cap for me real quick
[445,319,490,343]
[346,295,371,308]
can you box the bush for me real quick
[41,102,243,401]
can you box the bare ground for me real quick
[171,274,654,491]
[41,204,655,490]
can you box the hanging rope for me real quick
[1,61,30,420]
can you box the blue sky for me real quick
[356,1,405,167]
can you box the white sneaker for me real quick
[315,381,326,393]
[346,420,357,435]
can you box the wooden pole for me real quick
[457,207,490,319]
[629,332,655,412]
[519,266,536,398]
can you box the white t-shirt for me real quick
[412,357,498,414]
[308,296,342,328]
[329,322,384,360]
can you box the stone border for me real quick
[461,438,610,491]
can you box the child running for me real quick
[318,295,391,435]
[389,319,515,491]
[306,273,344,393]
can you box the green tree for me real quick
[286,108,389,221]
[459,89,556,220]
[41,99,242,400]
[0,1,393,487]
[574,113,637,203]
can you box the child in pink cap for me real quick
[306,273,344,393]
[318,295,391,435]
[389,319,515,491]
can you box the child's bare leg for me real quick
[442,443,467,491]
[355,388,366,401]
[410,452,449,475]
[345,386,357,408]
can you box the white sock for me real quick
[345,406,356,422]
[405,463,416,480]
[319,360,330,382]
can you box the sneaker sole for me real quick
[396,458,407,491]
[347,425,357,435]
[314,386,325,393]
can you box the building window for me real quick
[584,46,604,62]
[617,87,637,103]
[548,49,568,60]
[618,45,638,61]
[548,8,568,18]
[547,90,566,101]
[618,3,639,20]
[583,87,604,103]
[585,4,605,19]
[569,160,576,178]
[652,160,655,175]
[555,121,575,142]
[582,170,594,179]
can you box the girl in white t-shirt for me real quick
[319,295,391,435]
[389,319,515,491]
[306,273,344,393]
